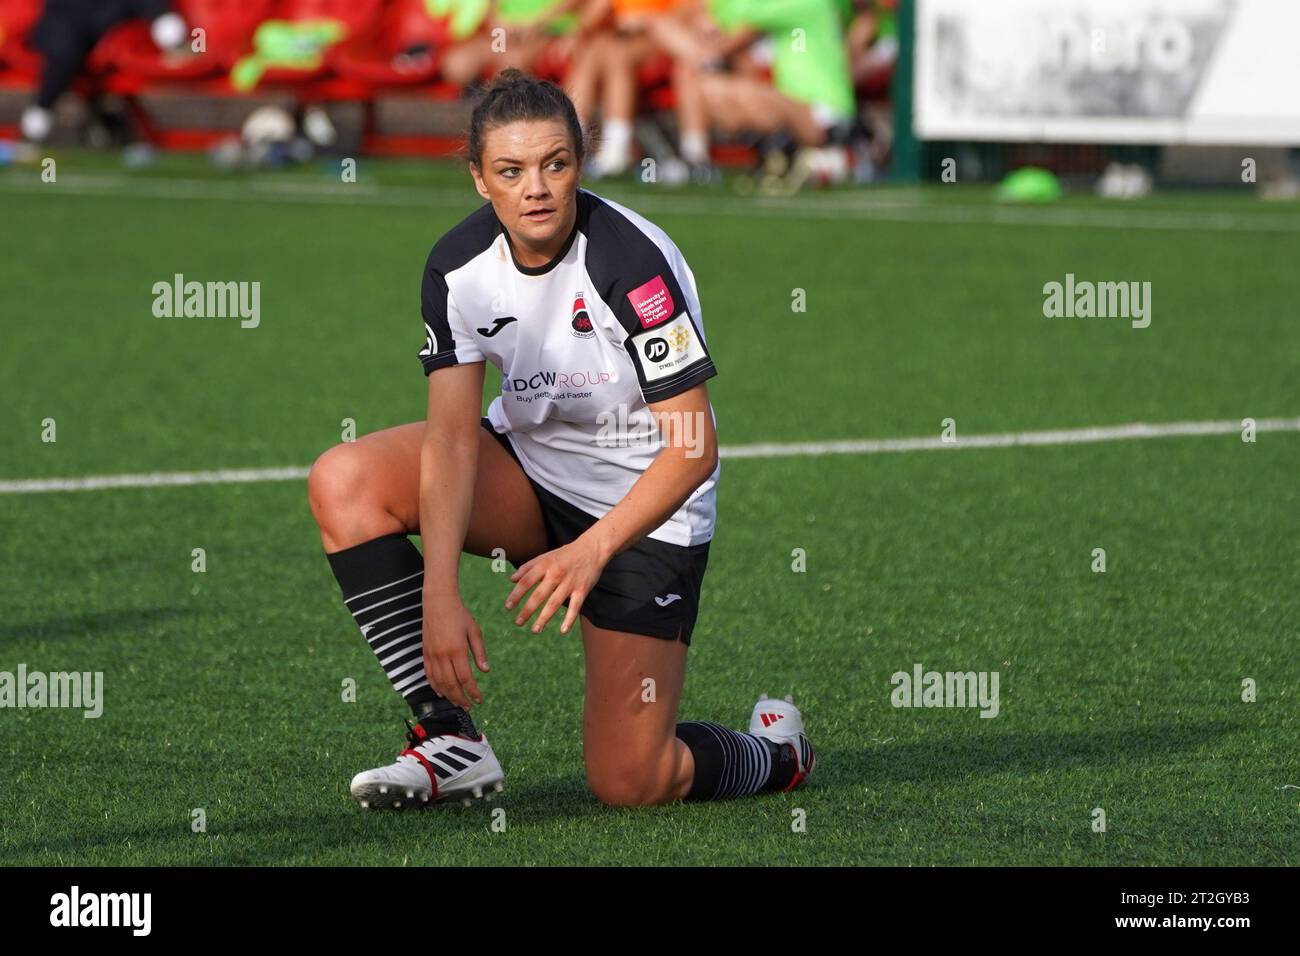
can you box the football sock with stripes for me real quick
[674,721,798,800]
[326,532,479,739]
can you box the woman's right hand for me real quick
[421,591,489,711]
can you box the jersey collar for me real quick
[498,198,582,276]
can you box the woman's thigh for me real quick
[308,421,549,563]
[580,620,694,806]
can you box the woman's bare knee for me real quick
[586,765,663,807]
[586,741,687,807]
[307,443,406,551]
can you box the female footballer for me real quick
[307,70,813,808]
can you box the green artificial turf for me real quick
[0,150,1296,865]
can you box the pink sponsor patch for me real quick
[627,275,675,328]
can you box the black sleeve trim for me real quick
[640,358,718,403]
[420,349,461,375]
[582,193,695,340]
[420,264,456,364]
[417,203,501,375]
[581,192,717,402]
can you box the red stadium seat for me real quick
[331,0,450,87]
[856,61,894,100]
[265,0,385,42]
[0,0,44,75]
[530,41,571,84]
[638,53,674,111]
[234,0,385,85]
[637,53,672,90]
[100,0,275,82]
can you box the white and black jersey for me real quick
[418,189,719,548]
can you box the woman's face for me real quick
[471,119,580,268]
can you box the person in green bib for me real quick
[630,0,856,188]
[698,0,856,146]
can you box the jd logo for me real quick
[477,316,518,337]
[643,337,668,362]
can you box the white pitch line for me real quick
[2,417,1295,495]
[0,466,310,494]
[720,416,1300,458]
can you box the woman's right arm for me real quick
[419,360,490,711]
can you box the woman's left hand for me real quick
[505,536,607,635]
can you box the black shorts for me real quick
[481,417,710,645]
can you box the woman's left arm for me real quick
[505,382,718,634]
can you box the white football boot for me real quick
[748,694,816,791]
[349,717,504,810]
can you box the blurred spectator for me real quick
[672,0,859,184]
[566,0,713,179]
[8,0,881,185]
[437,0,581,88]
[22,0,186,142]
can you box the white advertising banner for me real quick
[914,0,1300,145]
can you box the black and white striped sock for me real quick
[325,532,478,738]
[675,721,797,800]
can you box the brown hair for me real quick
[467,68,586,169]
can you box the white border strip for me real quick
[2,417,1295,495]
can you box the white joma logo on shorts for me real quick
[654,593,683,607]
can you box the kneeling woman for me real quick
[308,70,813,808]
